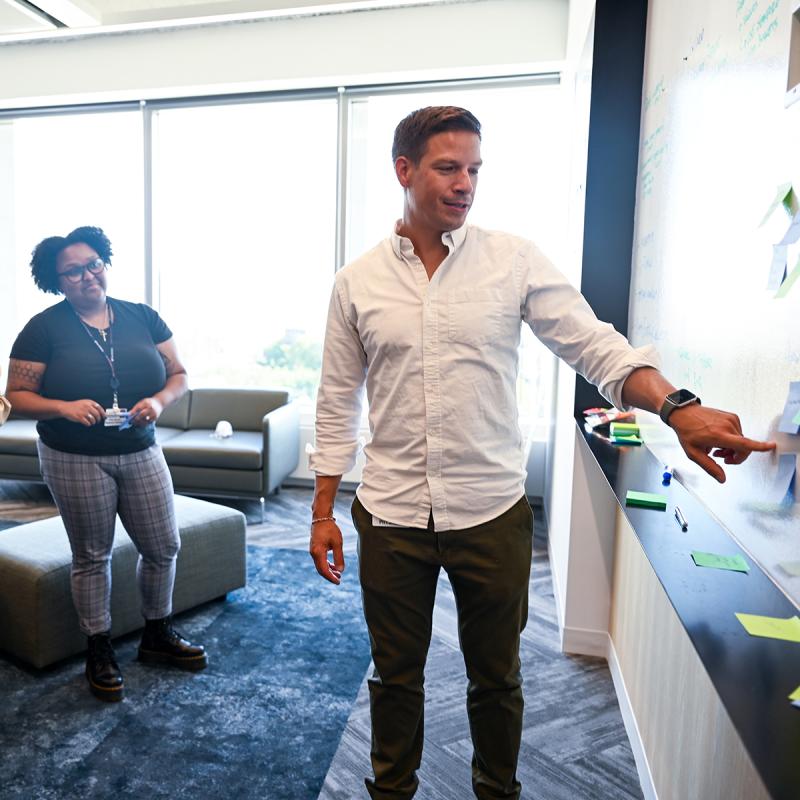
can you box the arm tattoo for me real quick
[159,350,186,377]
[7,360,45,392]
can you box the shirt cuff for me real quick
[599,344,661,411]
[307,440,363,477]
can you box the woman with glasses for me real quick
[5,225,206,702]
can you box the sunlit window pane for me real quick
[152,99,338,409]
[0,112,144,359]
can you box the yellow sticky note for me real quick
[735,613,800,643]
[789,685,800,701]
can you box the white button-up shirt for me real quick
[310,223,659,530]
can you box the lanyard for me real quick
[75,301,121,408]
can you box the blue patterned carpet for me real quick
[0,546,371,800]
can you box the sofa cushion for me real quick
[161,430,263,470]
[0,420,39,456]
[0,454,42,479]
[167,466,264,495]
[155,426,184,445]
[157,392,191,430]
[187,388,289,431]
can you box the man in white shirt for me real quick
[309,106,774,800]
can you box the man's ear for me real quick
[395,156,413,188]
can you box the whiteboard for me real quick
[630,0,800,607]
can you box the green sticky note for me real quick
[790,685,800,701]
[625,490,667,509]
[610,422,640,436]
[759,182,795,227]
[613,435,643,446]
[735,613,800,643]
[793,408,800,426]
[775,256,800,299]
[691,550,750,572]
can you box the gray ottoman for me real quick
[0,494,247,669]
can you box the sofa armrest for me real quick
[262,400,300,495]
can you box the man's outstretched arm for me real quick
[621,366,776,483]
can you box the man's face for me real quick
[396,130,482,235]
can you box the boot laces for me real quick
[89,635,117,665]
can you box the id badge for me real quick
[104,407,128,427]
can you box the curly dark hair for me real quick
[392,106,482,166]
[30,226,113,295]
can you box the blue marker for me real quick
[662,465,674,485]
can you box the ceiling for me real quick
[0,0,427,36]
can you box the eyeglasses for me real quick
[57,258,107,284]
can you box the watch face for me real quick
[669,389,696,405]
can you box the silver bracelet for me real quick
[311,516,336,525]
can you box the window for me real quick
[0,78,567,441]
[345,82,568,428]
[0,111,144,359]
[151,98,338,409]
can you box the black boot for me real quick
[138,616,208,671]
[86,632,124,702]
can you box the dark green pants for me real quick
[352,495,534,800]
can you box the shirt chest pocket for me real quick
[447,288,507,348]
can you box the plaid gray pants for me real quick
[38,441,180,636]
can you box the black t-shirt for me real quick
[10,298,173,455]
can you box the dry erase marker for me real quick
[674,506,688,531]
[662,465,673,485]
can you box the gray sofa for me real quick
[0,388,300,519]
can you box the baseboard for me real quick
[559,624,608,657]
[606,635,658,800]
[548,546,565,633]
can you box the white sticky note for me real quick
[778,211,800,246]
[767,244,788,290]
[778,382,800,434]
[768,453,797,504]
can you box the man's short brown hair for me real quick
[392,106,481,165]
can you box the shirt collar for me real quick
[391,222,468,261]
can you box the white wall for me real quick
[545,1,594,631]
[0,0,568,108]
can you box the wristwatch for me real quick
[659,389,700,425]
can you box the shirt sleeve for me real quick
[138,303,173,345]
[309,278,368,476]
[518,241,660,410]
[9,314,52,365]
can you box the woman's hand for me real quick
[129,397,164,426]
[60,399,106,426]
